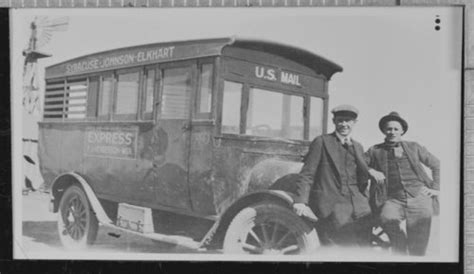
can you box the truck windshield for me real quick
[246,87,304,140]
[309,96,324,139]
[222,80,324,141]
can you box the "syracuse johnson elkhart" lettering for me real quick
[66,46,175,74]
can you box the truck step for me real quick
[101,222,201,250]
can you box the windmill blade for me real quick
[34,16,69,50]
[47,17,69,31]
[33,16,49,28]
[36,29,53,49]
[36,16,69,32]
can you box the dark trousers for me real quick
[380,192,433,256]
[317,213,374,247]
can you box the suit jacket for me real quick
[295,133,371,227]
[365,141,440,214]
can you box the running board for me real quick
[101,222,202,250]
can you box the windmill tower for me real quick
[22,16,69,193]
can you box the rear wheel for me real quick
[223,203,319,254]
[57,185,98,250]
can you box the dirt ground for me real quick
[19,191,201,258]
[18,190,439,260]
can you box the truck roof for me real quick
[45,37,343,80]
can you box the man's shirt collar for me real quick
[335,131,352,145]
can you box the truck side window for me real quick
[143,69,155,120]
[87,77,99,119]
[115,71,140,119]
[246,88,304,140]
[309,97,324,139]
[98,76,114,119]
[196,63,213,118]
[161,67,192,119]
[222,81,242,134]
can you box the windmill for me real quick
[22,16,69,193]
[23,16,69,114]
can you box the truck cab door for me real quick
[152,61,196,210]
[187,61,217,215]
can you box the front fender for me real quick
[50,172,112,225]
[246,159,302,193]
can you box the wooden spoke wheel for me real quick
[223,203,319,255]
[57,185,98,250]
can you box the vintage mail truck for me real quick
[39,37,343,254]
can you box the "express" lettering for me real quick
[87,131,134,146]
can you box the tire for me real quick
[57,185,99,250]
[223,203,320,255]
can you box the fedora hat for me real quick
[378,111,408,134]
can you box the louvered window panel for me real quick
[44,80,66,119]
[64,78,87,119]
[44,78,88,120]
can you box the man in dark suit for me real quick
[293,105,385,246]
[366,112,440,256]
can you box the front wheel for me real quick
[57,185,98,250]
[223,203,319,255]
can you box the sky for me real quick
[11,7,463,261]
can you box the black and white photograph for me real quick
[11,7,462,262]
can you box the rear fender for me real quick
[50,172,112,225]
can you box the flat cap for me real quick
[331,104,359,118]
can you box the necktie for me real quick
[342,139,350,150]
[384,142,402,158]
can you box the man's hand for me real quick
[421,186,439,197]
[293,203,318,222]
[368,168,386,184]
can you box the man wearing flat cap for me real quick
[293,105,385,246]
[366,112,440,256]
